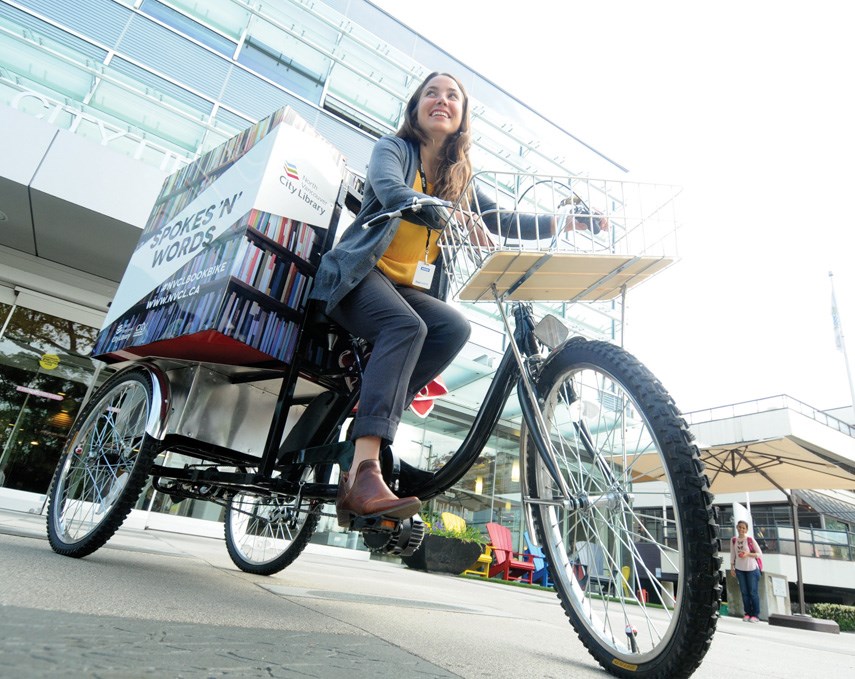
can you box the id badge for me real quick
[412,261,435,288]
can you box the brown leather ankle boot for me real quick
[336,460,421,527]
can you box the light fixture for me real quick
[474,476,483,495]
[50,410,74,429]
[511,459,520,482]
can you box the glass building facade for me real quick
[1,0,623,178]
[0,0,626,547]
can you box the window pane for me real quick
[11,0,132,49]
[246,19,330,81]
[107,56,213,116]
[195,106,252,155]
[0,33,95,99]
[140,0,236,56]
[325,64,402,131]
[165,0,250,40]
[0,2,108,62]
[257,0,339,50]
[90,80,207,151]
[237,37,324,104]
[213,105,252,133]
[333,33,416,99]
[117,14,231,101]
[219,64,319,121]
[332,8,426,86]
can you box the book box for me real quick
[92,107,346,368]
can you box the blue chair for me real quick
[523,531,553,587]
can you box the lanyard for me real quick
[418,163,431,260]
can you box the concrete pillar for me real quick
[725,571,791,620]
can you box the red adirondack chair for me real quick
[486,522,535,583]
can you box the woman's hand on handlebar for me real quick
[554,195,609,235]
[554,212,609,235]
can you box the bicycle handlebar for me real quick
[361,196,454,230]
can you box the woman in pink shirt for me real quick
[730,520,763,622]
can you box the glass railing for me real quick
[685,394,855,438]
[720,524,855,562]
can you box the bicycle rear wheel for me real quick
[47,368,158,558]
[524,339,719,679]
[224,467,324,575]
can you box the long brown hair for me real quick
[397,72,473,202]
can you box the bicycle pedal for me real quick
[347,514,404,532]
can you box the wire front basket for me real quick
[438,171,680,303]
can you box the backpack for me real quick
[748,537,763,572]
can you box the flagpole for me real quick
[830,271,855,420]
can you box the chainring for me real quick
[361,515,425,557]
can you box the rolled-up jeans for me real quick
[735,567,761,617]
[328,269,470,443]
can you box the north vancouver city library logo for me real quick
[283,161,299,180]
[278,160,329,218]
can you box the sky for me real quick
[371,0,855,415]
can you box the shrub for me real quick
[428,523,486,543]
[810,603,855,632]
[422,510,487,544]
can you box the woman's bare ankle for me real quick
[347,436,382,488]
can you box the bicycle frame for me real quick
[145,299,564,513]
[143,193,576,515]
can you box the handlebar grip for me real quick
[362,210,401,230]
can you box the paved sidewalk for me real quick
[0,508,852,678]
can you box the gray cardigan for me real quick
[310,135,549,314]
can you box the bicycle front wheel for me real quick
[524,339,719,679]
[224,468,324,575]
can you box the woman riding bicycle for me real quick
[48,72,716,676]
[310,71,597,527]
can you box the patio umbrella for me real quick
[621,432,855,615]
[700,436,855,494]
[698,435,855,615]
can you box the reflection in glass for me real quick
[0,305,105,494]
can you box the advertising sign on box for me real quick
[92,107,346,367]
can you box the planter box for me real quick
[402,534,483,574]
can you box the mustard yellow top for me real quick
[376,174,441,286]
